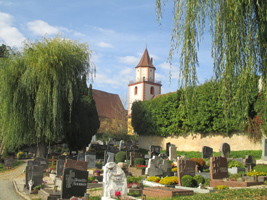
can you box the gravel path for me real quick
[0,161,27,200]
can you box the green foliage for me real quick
[88,176,96,182]
[33,185,43,191]
[0,36,98,153]
[172,167,177,172]
[254,164,267,173]
[134,158,145,167]
[127,191,140,197]
[115,151,126,163]
[228,160,243,168]
[127,176,142,184]
[181,175,194,187]
[203,178,210,188]
[193,175,205,186]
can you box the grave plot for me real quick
[209,156,265,188]
[142,187,193,198]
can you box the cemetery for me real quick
[0,138,266,200]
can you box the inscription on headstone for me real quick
[177,160,195,186]
[202,146,213,159]
[33,157,49,170]
[210,156,228,180]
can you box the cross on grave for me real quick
[49,156,58,169]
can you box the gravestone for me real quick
[85,152,96,169]
[145,156,172,176]
[166,142,171,157]
[169,145,177,160]
[220,143,230,158]
[202,146,213,159]
[210,156,228,180]
[177,160,195,186]
[64,159,88,171]
[129,151,143,167]
[119,140,125,151]
[56,159,65,177]
[25,165,44,189]
[244,155,256,173]
[4,156,14,169]
[77,152,85,161]
[102,162,127,199]
[33,157,49,170]
[107,152,115,163]
[261,138,267,161]
[150,145,161,157]
[61,168,88,199]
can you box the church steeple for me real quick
[136,48,155,68]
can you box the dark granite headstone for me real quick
[25,165,44,189]
[150,145,161,157]
[56,159,65,177]
[33,157,49,170]
[220,143,230,158]
[202,146,213,159]
[77,153,85,161]
[177,160,195,186]
[244,155,256,173]
[129,151,143,167]
[4,156,14,169]
[210,156,228,180]
[166,143,171,157]
[61,168,88,199]
[64,159,88,171]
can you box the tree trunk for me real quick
[36,141,48,158]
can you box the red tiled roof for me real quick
[92,89,127,119]
[136,48,155,69]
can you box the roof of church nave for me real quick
[136,48,155,69]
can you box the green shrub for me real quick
[203,178,210,187]
[88,176,96,182]
[134,158,145,166]
[171,167,177,172]
[33,185,43,191]
[17,151,25,159]
[181,175,194,187]
[193,175,205,186]
[127,176,142,184]
[115,151,126,163]
[228,160,243,168]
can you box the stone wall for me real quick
[138,133,262,152]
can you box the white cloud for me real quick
[96,42,113,48]
[27,20,69,35]
[93,27,115,34]
[0,1,13,6]
[120,67,133,75]
[117,56,139,64]
[73,31,85,37]
[0,12,25,47]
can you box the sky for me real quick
[0,0,214,107]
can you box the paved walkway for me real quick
[0,161,27,200]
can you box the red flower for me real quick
[115,191,121,197]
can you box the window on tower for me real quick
[150,87,154,95]
[134,86,138,95]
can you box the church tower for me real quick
[127,48,162,135]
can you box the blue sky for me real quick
[0,0,213,106]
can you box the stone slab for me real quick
[142,187,193,198]
[210,180,264,187]
[38,188,61,200]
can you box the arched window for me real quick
[134,86,138,95]
[150,87,154,95]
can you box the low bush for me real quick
[181,175,194,187]
[247,171,267,176]
[159,176,178,185]
[134,158,145,166]
[203,178,210,187]
[228,160,244,168]
[17,151,25,159]
[193,175,205,186]
[127,176,142,184]
[115,151,126,163]
[171,167,177,172]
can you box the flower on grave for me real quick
[115,191,121,200]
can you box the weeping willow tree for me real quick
[0,36,97,157]
[156,0,267,135]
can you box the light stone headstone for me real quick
[85,154,96,169]
[102,162,127,199]
[119,140,125,151]
[169,145,177,160]
[107,152,115,163]
[145,156,172,176]
[56,159,65,177]
[261,138,267,161]
[77,152,85,161]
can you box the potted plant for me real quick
[94,169,101,176]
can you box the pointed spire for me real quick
[136,48,155,68]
